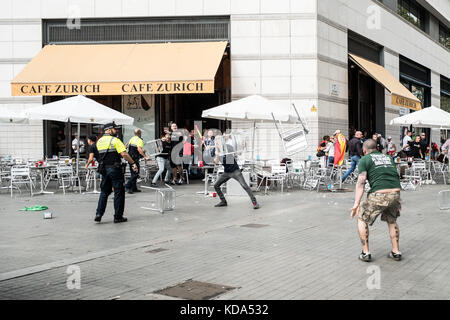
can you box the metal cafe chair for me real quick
[303,167,328,192]
[255,163,271,194]
[411,161,430,184]
[10,165,34,197]
[182,168,190,184]
[57,164,82,194]
[401,166,421,191]
[0,163,12,190]
[44,164,59,190]
[265,164,287,193]
[431,161,449,185]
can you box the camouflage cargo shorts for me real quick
[358,192,401,226]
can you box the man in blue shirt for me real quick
[213,138,260,209]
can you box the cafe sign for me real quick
[11,80,214,96]
[391,94,421,111]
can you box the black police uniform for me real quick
[95,133,127,221]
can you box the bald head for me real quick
[363,139,377,154]
[134,128,142,137]
[355,131,363,139]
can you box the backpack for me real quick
[316,141,326,157]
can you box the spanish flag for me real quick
[334,133,347,166]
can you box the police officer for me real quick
[95,122,138,224]
[125,129,150,194]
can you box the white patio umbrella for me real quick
[389,106,450,129]
[390,106,450,161]
[202,95,307,160]
[25,95,134,174]
[0,104,43,124]
[0,108,29,124]
[202,95,301,123]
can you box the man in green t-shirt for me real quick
[350,139,402,262]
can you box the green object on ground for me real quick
[19,205,49,211]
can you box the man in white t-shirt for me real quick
[72,134,85,154]
[402,130,412,153]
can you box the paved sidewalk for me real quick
[0,182,449,300]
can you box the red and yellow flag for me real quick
[334,133,347,166]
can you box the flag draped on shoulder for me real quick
[334,133,347,166]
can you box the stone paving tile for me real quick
[0,183,449,299]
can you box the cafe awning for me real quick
[11,41,228,96]
[349,53,422,111]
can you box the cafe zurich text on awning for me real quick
[349,53,422,111]
[11,41,227,96]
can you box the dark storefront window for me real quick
[399,56,431,140]
[397,0,426,31]
[347,31,384,138]
[439,23,450,50]
[399,56,431,108]
[441,76,450,142]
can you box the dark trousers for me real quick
[96,167,125,219]
[125,162,140,191]
[214,170,256,203]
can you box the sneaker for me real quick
[126,189,134,194]
[114,217,128,223]
[133,189,142,193]
[253,202,260,209]
[94,215,102,222]
[388,251,402,261]
[359,251,372,262]
[214,201,228,207]
[169,181,176,185]
[151,183,158,188]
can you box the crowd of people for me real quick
[83,121,259,224]
[317,129,450,183]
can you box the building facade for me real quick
[0,0,449,161]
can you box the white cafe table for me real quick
[256,158,275,167]
[29,165,54,195]
[84,165,100,194]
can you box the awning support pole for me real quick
[76,122,80,177]
[252,121,256,161]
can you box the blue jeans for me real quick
[125,162,140,191]
[96,166,125,219]
[327,156,335,167]
[342,155,361,182]
[152,156,170,184]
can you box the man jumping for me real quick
[350,139,402,262]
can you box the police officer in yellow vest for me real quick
[125,129,150,193]
[95,122,138,224]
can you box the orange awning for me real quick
[349,53,422,111]
[11,41,227,96]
